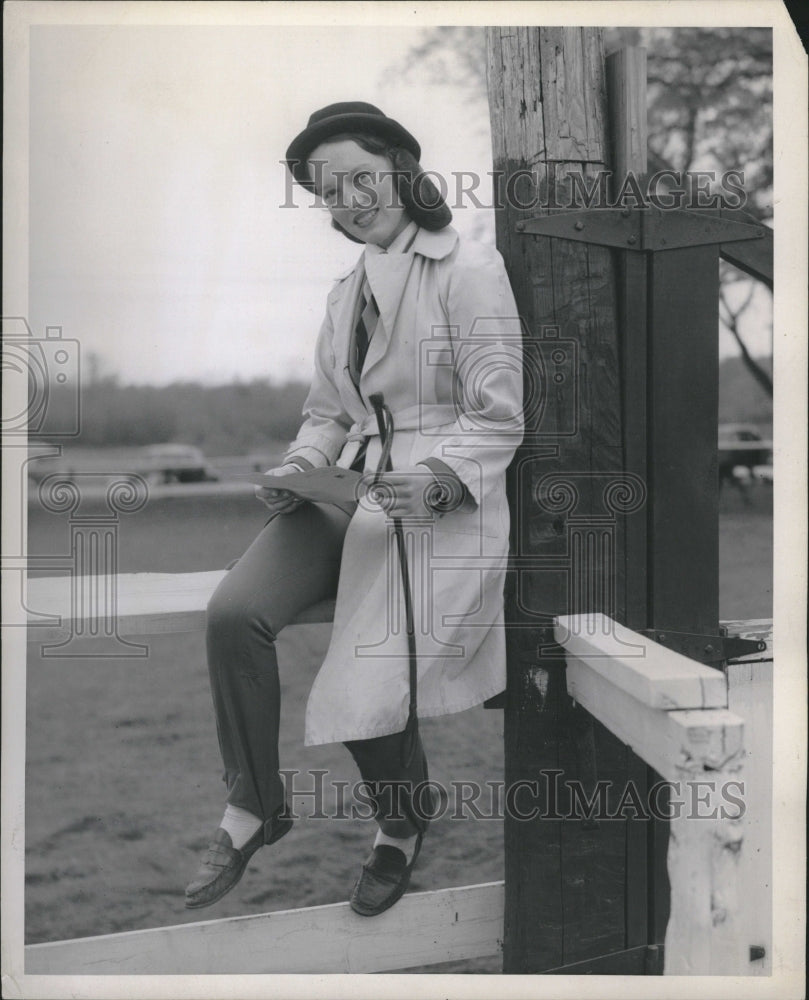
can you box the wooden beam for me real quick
[664,788,748,975]
[562,630,751,974]
[26,571,226,640]
[605,47,648,181]
[25,881,504,975]
[648,245,722,640]
[720,230,773,288]
[487,25,631,974]
[25,572,334,642]
[726,659,773,974]
[563,638,752,976]
[606,46,648,636]
[563,654,742,781]
[604,45,667,948]
[557,614,743,782]
[717,208,773,289]
[556,614,753,975]
[26,570,769,667]
[555,612,727,709]
[28,480,257,504]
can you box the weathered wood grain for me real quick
[663,706,748,975]
[664,785,747,975]
[726,659,773,973]
[605,47,648,180]
[540,27,606,163]
[487,25,631,974]
[606,46,649,636]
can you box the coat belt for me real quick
[345,404,458,443]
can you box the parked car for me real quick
[718,424,772,488]
[139,444,219,484]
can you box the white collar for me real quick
[334,224,459,281]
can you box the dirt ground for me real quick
[23,481,772,970]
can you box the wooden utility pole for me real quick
[487,27,660,974]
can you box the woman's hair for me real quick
[307,131,452,243]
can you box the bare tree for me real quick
[719,280,773,396]
[612,27,773,218]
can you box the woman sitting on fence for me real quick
[185,102,524,917]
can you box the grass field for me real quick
[23,481,772,969]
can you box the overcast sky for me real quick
[28,24,497,385]
[28,22,772,386]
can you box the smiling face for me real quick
[307,138,410,248]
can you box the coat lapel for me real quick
[333,227,461,388]
[361,252,412,377]
[359,227,459,379]
[329,263,366,399]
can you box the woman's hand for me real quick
[368,466,438,519]
[255,464,305,514]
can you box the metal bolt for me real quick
[749,945,766,962]
[574,221,585,231]
[704,644,715,654]
[621,209,631,218]
[627,235,637,245]
[658,633,666,641]
[516,221,526,232]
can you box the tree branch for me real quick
[718,285,773,397]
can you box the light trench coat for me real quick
[284,225,524,746]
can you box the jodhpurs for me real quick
[205,501,426,838]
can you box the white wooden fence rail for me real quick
[25,571,334,642]
[26,882,505,975]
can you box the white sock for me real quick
[374,828,418,864]
[220,804,262,849]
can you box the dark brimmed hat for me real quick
[285,101,421,190]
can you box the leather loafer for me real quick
[185,806,293,909]
[349,833,423,917]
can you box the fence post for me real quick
[605,45,672,949]
[487,27,640,973]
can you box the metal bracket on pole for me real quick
[516,205,768,252]
[639,628,766,665]
[516,200,772,669]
